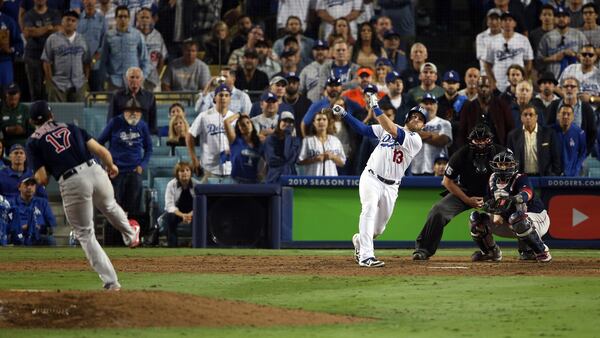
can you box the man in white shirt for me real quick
[559,45,600,110]
[316,0,362,40]
[195,67,252,115]
[186,84,235,183]
[476,8,502,77]
[251,91,280,143]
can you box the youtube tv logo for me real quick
[548,195,600,239]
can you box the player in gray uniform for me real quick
[333,91,425,267]
[26,101,140,291]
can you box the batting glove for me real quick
[367,93,379,110]
[332,104,347,117]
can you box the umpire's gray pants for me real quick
[59,163,136,287]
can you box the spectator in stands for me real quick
[298,108,346,176]
[553,104,586,176]
[78,0,107,92]
[433,155,448,176]
[162,40,210,92]
[378,0,415,44]
[107,66,157,133]
[559,45,600,110]
[186,84,234,183]
[249,75,295,117]
[379,71,409,125]
[382,30,408,75]
[351,22,386,70]
[223,113,262,183]
[263,111,301,183]
[229,15,252,51]
[114,0,152,23]
[202,20,231,66]
[251,91,280,143]
[500,64,525,120]
[234,48,269,92]
[316,0,361,41]
[374,15,392,43]
[326,18,355,48]
[0,84,30,152]
[476,8,502,77]
[0,140,8,166]
[532,71,560,118]
[299,40,330,103]
[158,101,184,136]
[9,177,56,246]
[406,62,444,107]
[196,67,252,115]
[514,80,542,128]
[537,6,588,80]
[507,104,562,176]
[529,4,555,76]
[546,76,597,154]
[317,40,360,95]
[566,0,584,28]
[166,113,190,148]
[160,161,200,247]
[458,67,480,101]
[581,3,600,53]
[0,0,23,87]
[283,72,312,136]
[97,0,116,31]
[23,0,61,100]
[273,16,313,70]
[490,0,528,35]
[136,7,167,92]
[343,68,385,107]
[276,1,311,36]
[0,144,47,198]
[438,70,467,155]
[98,97,152,219]
[373,58,392,94]
[101,5,150,89]
[401,42,428,91]
[41,10,90,102]
[484,12,533,92]
[412,93,452,175]
[228,25,266,70]
[459,76,514,146]
[255,39,281,79]
[279,47,301,74]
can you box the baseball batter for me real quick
[333,93,425,267]
[26,101,140,291]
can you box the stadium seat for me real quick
[152,177,172,211]
[588,168,600,177]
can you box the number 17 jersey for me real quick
[26,121,94,180]
[365,124,423,182]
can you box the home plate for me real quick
[427,266,469,269]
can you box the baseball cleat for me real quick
[359,257,385,267]
[518,250,537,261]
[352,233,360,263]
[471,246,502,262]
[103,282,121,291]
[128,219,141,248]
[412,251,429,261]
[536,245,552,263]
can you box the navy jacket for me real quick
[98,115,153,172]
[263,130,301,184]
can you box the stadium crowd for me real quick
[1,0,600,246]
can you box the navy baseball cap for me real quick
[434,154,449,164]
[62,10,79,19]
[385,71,402,83]
[375,57,392,67]
[501,11,517,20]
[280,48,297,58]
[285,72,300,81]
[261,91,278,102]
[421,93,438,103]
[313,40,328,49]
[9,143,25,153]
[20,176,37,185]
[555,5,569,16]
[383,29,401,39]
[442,70,460,83]
[363,84,378,94]
[29,100,52,122]
[326,76,342,86]
[214,84,232,95]
[4,82,20,95]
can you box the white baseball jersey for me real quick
[251,114,279,135]
[365,125,423,181]
[559,64,600,96]
[189,108,235,175]
[484,32,533,91]
[476,28,501,76]
[315,0,362,39]
[298,134,346,176]
[411,116,452,175]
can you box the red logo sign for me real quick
[548,195,600,240]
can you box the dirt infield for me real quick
[0,290,368,329]
[2,255,599,277]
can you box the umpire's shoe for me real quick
[352,233,360,264]
[471,245,503,262]
[359,257,385,267]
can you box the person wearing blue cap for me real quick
[0,143,47,199]
[433,155,449,176]
[299,39,331,102]
[273,16,314,69]
[251,91,281,142]
[0,3,23,88]
[379,71,410,125]
[382,30,408,75]
[186,84,235,183]
[410,93,452,176]
[438,69,467,156]
[282,72,313,135]
[374,58,393,94]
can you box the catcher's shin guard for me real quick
[509,211,545,254]
[469,211,496,253]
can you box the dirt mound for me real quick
[0,290,367,329]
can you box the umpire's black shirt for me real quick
[444,143,504,197]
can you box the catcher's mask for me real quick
[490,150,518,182]
[468,123,494,155]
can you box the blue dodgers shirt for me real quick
[97,115,153,172]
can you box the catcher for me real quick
[469,150,552,262]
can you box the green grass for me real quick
[1,248,599,338]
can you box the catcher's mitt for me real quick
[481,197,514,215]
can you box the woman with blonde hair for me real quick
[298,108,346,176]
[167,114,190,147]
[202,21,231,65]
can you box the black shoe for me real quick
[518,250,537,261]
[471,246,503,262]
[412,251,429,261]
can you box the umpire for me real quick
[412,124,504,260]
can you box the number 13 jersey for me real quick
[26,121,94,180]
[365,124,423,182]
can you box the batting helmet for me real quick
[405,105,428,124]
